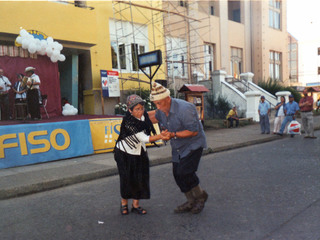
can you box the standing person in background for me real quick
[114,94,168,215]
[273,96,286,134]
[258,96,270,134]
[316,98,320,112]
[226,106,239,128]
[25,66,41,120]
[299,88,317,139]
[277,94,300,136]
[0,68,12,120]
[148,82,208,214]
[12,73,27,103]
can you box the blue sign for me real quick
[138,50,162,68]
[0,120,94,169]
[100,70,109,97]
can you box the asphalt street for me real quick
[0,131,319,240]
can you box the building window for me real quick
[109,19,149,72]
[269,51,282,80]
[119,44,127,70]
[111,42,118,69]
[166,37,188,78]
[230,47,242,79]
[179,1,187,7]
[204,44,215,80]
[318,47,320,55]
[318,67,320,75]
[228,1,241,23]
[210,6,214,15]
[269,0,281,29]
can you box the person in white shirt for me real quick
[114,94,169,215]
[273,96,286,134]
[25,66,41,120]
[0,68,12,120]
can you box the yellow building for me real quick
[0,0,165,116]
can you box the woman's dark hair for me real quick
[281,96,285,102]
[129,101,145,111]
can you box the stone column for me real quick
[212,70,226,99]
[225,75,233,83]
[275,91,291,103]
[244,91,261,122]
[240,72,254,82]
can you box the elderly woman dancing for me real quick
[114,94,168,215]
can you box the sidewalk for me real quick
[1,116,319,200]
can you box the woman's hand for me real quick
[160,130,170,141]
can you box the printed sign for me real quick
[0,120,93,169]
[89,118,162,154]
[89,118,122,154]
[100,70,109,97]
[107,70,120,97]
[100,70,120,97]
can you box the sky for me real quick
[287,0,320,41]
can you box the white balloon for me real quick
[57,43,63,51]
[46,47,53,57]
[40,40,47,48]
[21,38,30,49]
[20,29,28,37]
[16,36,22,44]
[28,43,37,54]
[53,49,60,58]
[50,55,58,62]
[38,49,46,55]
[58,54,66,62]
[27,34,34,40]
[47,37,54,44]
[52,41,59,50]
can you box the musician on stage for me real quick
[25,66,41,120]
[12,73,27,103]
[0,68,12,120]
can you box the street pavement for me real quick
[1,115,319,200]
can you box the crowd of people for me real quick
[255,89,317,139]
[0,66,41,120]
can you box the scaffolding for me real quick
[111,0,214,95]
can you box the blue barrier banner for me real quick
[0,120,94,169]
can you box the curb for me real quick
[0,135,281,200]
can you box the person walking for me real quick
[114,94,168,215]
[299,88,317,139]
[277,94,300,136]
[148,82,208,214]
[258,96,270,134]
[273,96,286,134]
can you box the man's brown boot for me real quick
[174,191,195,213]
[191,185,208,214]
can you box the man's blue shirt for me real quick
[284,101,300,115]
[155,98,207,163]
[258,101,270,115]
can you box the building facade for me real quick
[288,33,299,86]
[0,0,289,116]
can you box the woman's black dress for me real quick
[114,111,157,200]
